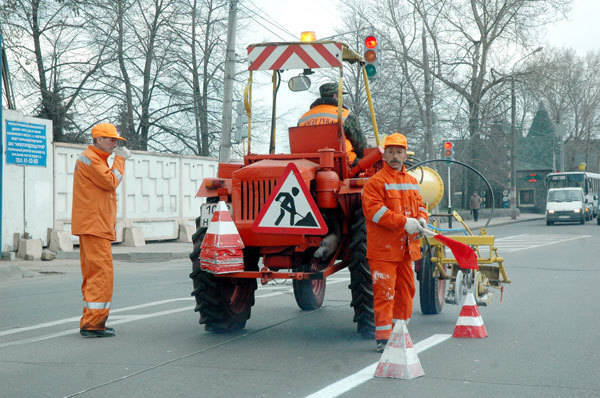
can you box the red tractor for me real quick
[189,32,520,339]
[189,39,384,337]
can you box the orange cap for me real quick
[383,132,407,149]
[91,123,126,141]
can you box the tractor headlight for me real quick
[547,210,555,214]
[574,208,581,213]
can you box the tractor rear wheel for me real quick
[189,225,259,332]
[418,244,446,314]
[348,208,375,339]
[293,257,326,310]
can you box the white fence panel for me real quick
[54,143,218,242]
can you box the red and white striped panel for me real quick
[374,322,425,379]
[247,42,343,71]
[200,201,245,274]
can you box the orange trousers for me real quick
[79,235,114,330]
[370,254,415,341]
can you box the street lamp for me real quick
[495,47,543,220]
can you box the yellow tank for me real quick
[408,166,444,210]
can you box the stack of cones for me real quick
[200,201,245,274]
[374,321,425,379]
[452,291,488,338]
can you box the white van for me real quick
[546,187,587,225]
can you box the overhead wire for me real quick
[239,2,297,41]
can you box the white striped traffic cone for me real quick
[374,321,425,379]
[200,201,245,274]
[452,292,488,338]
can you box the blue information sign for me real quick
[5,119,47,167]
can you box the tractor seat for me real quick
[288,123,345,154]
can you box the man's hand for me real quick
[404,217,423,234]
[114,146,132,160]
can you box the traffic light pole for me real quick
[447,164,452,229]
[510,76,518,220]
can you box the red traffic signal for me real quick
[443,141,453,159]
[528,172,537,183]
[364,35,379,79]
[365,35,377,49]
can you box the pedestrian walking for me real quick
[470,192,482,222]
[72,123,131,338]
[362,132,428,352]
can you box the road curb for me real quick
[471,216,545,230]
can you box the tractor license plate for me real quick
[199,202,232,229]
[559,215,569,219]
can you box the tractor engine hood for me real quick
[231,159,320,226]
[233,159,319,182]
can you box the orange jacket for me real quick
[71,145,125,240]
[298,104,356,163]
[362,162,428,261]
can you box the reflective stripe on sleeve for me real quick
[84,301,111,310]
[419,206,427,213]
[384,183,420,191]
[78,155,92,166]
[372,205,388,223]
[112,169,122,182]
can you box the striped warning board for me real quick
[247,42,343,71]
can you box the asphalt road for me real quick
[1,219,599,397]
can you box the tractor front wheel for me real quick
[293,258,326,311]
[189,227,259,332]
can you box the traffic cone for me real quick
[452,291,488,338]
[200,201,245,274]
[374,321,425,379]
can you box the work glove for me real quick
[404,217,423,234]
[418,218,428,229]
[114,146,132,160]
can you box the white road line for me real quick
[0,277,351,348]
[0,306,194,349]
[306,333,451,398]
[0,298,194,337]
[495,234,591,253]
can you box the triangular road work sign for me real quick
[252,162,328,235]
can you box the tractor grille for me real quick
[240,179,278,221]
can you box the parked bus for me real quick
[545,171,600,219]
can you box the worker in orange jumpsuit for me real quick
[72,123,131,337]
[362,132,428,352]
[298,82,366,165]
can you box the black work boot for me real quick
[80,327,116,338]
[376,339,388,353]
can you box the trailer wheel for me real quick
[189,226,258,332]
[293,257,326,310]
[348,208,375,339]
[419,244,446,314]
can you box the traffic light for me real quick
[528,173,538,183]
[443,141,454,160]
[364,35,379,80]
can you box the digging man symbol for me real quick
[275,187,300,226]
[273,186,318,228]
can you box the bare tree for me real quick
[529,48,600,169]
[168,0,228,156]
[0,0,110,142]
[82,0,182,151]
